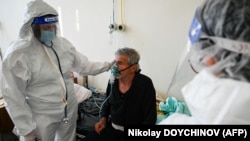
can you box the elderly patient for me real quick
[83,47,157,141]
[159,0,250,124]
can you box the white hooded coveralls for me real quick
[1,0,110,140]
[158,70,250,124]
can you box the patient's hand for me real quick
[95,117,107,134]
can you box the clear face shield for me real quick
[167,10,250,99]
[165,12,200,100]
[32,15,63,47]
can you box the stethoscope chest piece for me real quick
[62,117,69,124]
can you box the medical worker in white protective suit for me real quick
[159,0,250,124]
[1,0,113,140]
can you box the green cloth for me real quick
[157,96,191,123]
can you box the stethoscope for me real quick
[43,41,69,124]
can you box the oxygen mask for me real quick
[111,63,136,77]
[110,64,120,77]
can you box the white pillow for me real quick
[74,83,92,104]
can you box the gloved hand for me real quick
[19,131,35,141]
[108,60,116,69]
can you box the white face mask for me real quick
[39,30,55,43]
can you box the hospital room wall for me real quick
[0,0,202,100]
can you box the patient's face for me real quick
[115,55,133,79]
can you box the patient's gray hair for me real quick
[115,47,140,70]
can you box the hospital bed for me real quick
[72,72,105,140]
